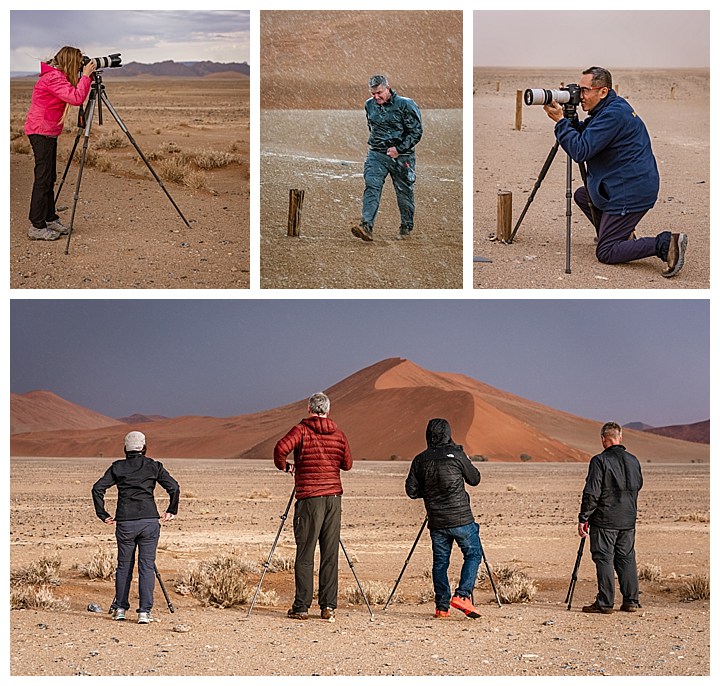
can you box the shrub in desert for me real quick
[182,169,209,191]
[77,546,116,580]
[519,453,533,462]
[10,553,61,587]
[11,585,70,611]
[157,157,186,184]
[10,554,68,611]
[638,563,662,582]
[344,580,395,606]
[94,130,129,150]
[483,563,537,603]
[683,574,709,600]
[10,138,31,155]
[187,149,238,170]
[263,551,294,573]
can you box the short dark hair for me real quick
[601,421,622,439]
[368,74,388,90]
[583,66,613,90]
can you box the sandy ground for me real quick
[10,458,709,678]
[9,78,249,289]
[260,11,463,290]
[473,68,709,289]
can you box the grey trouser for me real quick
[590,525,639,608]
[291,495,341,612]
[362,149,416,229]
[115,518,160,614]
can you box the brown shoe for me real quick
[582,602,613,614]
[620,603,640,612]
[287,608,309,620]
[351,223,373,242]
[320,607,335,621]
[662,232,687,278]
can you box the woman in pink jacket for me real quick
[24,46,95,240]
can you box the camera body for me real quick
[524,84,581,107]
[82,53,122,69]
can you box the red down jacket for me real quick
[274,416,352,500]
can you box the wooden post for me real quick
[287,189,305,237]
[497,190,512,242]
[671,84,676,100]
[496,80,500,92]
[514,90,522,130]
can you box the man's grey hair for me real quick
[601,421,622,439]
[368,74,388,89]
[308,392,330,415]
[583,66,613,90]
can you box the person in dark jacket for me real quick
[544,66,687,277]
[352,74,423,242]
[578,422,643,614]
[274,392,352,621]
[92,431,180,624]
[405,418,483,619]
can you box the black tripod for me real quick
[507,103,599,274]
[565,536,586,610]
[56,70,190,254]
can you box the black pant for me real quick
[292,495,341,612]
[28,134,60,229]
[115,518,161,614]
[589,525,640,608]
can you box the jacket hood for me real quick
[426,418,455,448]
[40,62,57,76]
[302,415,338,435]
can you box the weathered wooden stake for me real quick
[514,90,523,130]
[496,80,500,92]
[497,190,513,242]
[287,188,305,237]
[671,84,676,100]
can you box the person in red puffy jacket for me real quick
[274,392,353,621]
[23,46,95,241]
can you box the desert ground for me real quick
[10,458,709,678]
[473,68,709,289]
[10,77,249,289]
[260,11,463,289]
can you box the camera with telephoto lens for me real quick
[524,83,581,107]
[82,53,122,69]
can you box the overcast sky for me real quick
[10,10,250,72]
[10,299,709,428]
[474,10,709,68]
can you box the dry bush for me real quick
[683,574,709,600]
[247,488,272,500]
[345,580,394,606]
[185,149,238,170]
[94,130,129,150]
[157,157,187,184]
[159,141,182,154]
[11,585,70,611]
[10,554,68,611]
[264,551,294,572]
[10,138,31,154]
[71,147,112,172]
[638,563,662,582]
[10,554,61,587]
[183,169,209,191]
[78,546,115,580]
[506,484,517,492]
[416,585,433,604]
[485,563,537,603]
[183,490,197,499]
[676,512,710,523]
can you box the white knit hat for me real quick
[124,431,146,451]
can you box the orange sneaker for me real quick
[435,608,450,618]
[450,595,481,618]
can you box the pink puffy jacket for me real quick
[24,62,91,137]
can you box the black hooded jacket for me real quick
[405,418,481,530]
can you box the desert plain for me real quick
[10,76,249,289]
[473,68,709,289]
[9,457,709,678]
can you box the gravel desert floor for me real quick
[473,68,709,289]
[9,78,249,289]
[9,459,709,678]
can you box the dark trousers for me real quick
[574,186,670,265]
[589,525,640,609]
[292,495,341,612]
[115,519,161,614]
[28,134,60,229]
[362,149,416,229]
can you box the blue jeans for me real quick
[430,521,482,610]
[115,519,160,614]
[361,149,416,229]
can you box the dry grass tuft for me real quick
[683,574,709,600]
[484,563,537,603]
[676,512,710,523]
[94,130,129,150]
[78,547,116,580]
[264,551,294,573]
[10,554,68,611]
[345,580,395,606]
[11,585,70,611]
[247,489,272,500]
[10,138,31,154]
[10,554,61,587]
[638,563,662,582]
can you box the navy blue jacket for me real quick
[365,89,422,154]
[554,90,659,215]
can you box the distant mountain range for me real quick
[625,420,709,445]
[10,358,709,462]
[11,60,249,79]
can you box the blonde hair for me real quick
[50,46,83,87]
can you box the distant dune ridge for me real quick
[10,358,708,463]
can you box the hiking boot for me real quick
[662,232,688,278]
[321,607,335,622]
[287,608,309,620]
[137,611,154,624]
[46,219,70,235]
[434,608,450,618]
[582,602,613,614]
[620,602,640,613]
[351,223,373,242]
[28,225,61,241]
[450,595,481,619]
[395,224,413,240]
[112,608,126,621]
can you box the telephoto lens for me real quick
[83,53,122,69]
[524,88,571,106]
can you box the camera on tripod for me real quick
[524,84,581,107]
[82,53,122,70]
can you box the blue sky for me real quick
[10,299,709,427]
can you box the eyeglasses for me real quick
[579,86,604,96]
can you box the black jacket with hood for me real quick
[405,418,481,530]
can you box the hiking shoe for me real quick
[582,602,613,614]
[112,608,126,621]
[28,225,61,241]
[351,223,373,242]
[450,595,481,619]
[46,219,70,235]
[434,608,450,618]
[287,608,309,620]
[620,602,640,613]
[395,225,413,240]
[137,612,154,624]
[662,232,688,278]
[321,607,335,622]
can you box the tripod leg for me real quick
[482,553,502,608]
[508,140,560,243]
[247,487,296,618]
[565,153,573,274]
[565,537,585,610]
[383,516,427,611]
[340,538,374,620]
[99,91,191,228]
[154,564,175,613]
